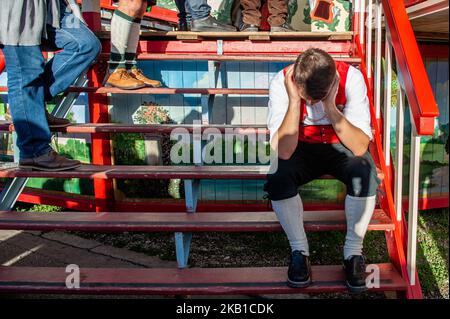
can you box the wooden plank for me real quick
[0,210,394,232]
[0,123,269,134]
[70,87,269,95]
[0,164,337,180]
[0,165,270,180]
[0,263,407,295]
[248,34,271,41]
[98,53,361,63]
[96,30,354,41]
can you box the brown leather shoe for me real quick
[129,68,162,88]
[105,68,146,90]
[45,110,71,128]
[19,150,81,171]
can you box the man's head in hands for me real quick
[293,48,339,105]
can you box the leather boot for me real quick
[45,110,71,128]
[19,150,81,171]
[129,68,162,88]
[105,68,146,90]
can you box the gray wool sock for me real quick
[271,194,309,255]
[343,195,376,259]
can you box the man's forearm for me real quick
[326,105,370,156]
[275,101,301,160]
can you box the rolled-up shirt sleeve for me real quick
[343,67,373,140]
[267,70,289,143]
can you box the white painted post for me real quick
[374,1,383,119]
[383,37,392,167]
[394,88,405,221]
[407,119,421,286]
[366,0,373,79]
[360,0,366,45]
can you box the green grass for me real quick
[416,208,449,298]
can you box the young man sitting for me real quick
[265,48,380,293]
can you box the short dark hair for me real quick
[293,48,336,101]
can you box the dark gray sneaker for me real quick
[45,110,71,128]
[287,250,312,288]
[19,150,81,171]
[191,16,236,32]
[343,255,368,294]
[270,23,295,32]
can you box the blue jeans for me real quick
[1,3,101,160]
[175,0,211,21]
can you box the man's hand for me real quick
[322,72,340,112]
[284,65,301,104]
[322,72,370,156]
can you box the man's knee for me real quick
[79,34,102,62]
[265,164,298,201]
[346,156,379,197]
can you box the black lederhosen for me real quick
[264,142,381,201]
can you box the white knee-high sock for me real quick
[271,195,309,255]
[110,10,141,71]
[344,195,376,259]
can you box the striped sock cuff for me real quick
[125,52,137,70]
[109,53,127,71]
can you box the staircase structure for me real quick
[0,0,440,298]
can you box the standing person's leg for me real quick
[264,142,323,288]
[326,143,380,293]
[268,0,294,31]
[2,45,80,170]
[189,0,236,32]
[106,0,161,89]
[2,46,52,160]
[240,0,262,31]
[175,0,190,30]
[43,2,102,127]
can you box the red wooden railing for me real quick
[0,51,5,75]
[381,0,439,135]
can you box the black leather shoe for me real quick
[239,23,259,32]
[45,110,71,128]
[191,16,236,32]
[270,23,295,32]
[287,250,312,288]
[19,150,81,172]
[343,255,368,293]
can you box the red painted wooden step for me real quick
[95,30,354,41]
[0,123,376,137]
[69,87,269,95]
[0,263,407,295]
[98,53,361,63]
[0,209,393,232]
[0,123,268,134]
[0,165,333,180]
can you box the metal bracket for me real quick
[184,179,200,213]
[216,40,223,56]
[174,60,225,268]
[174,232,193,269]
